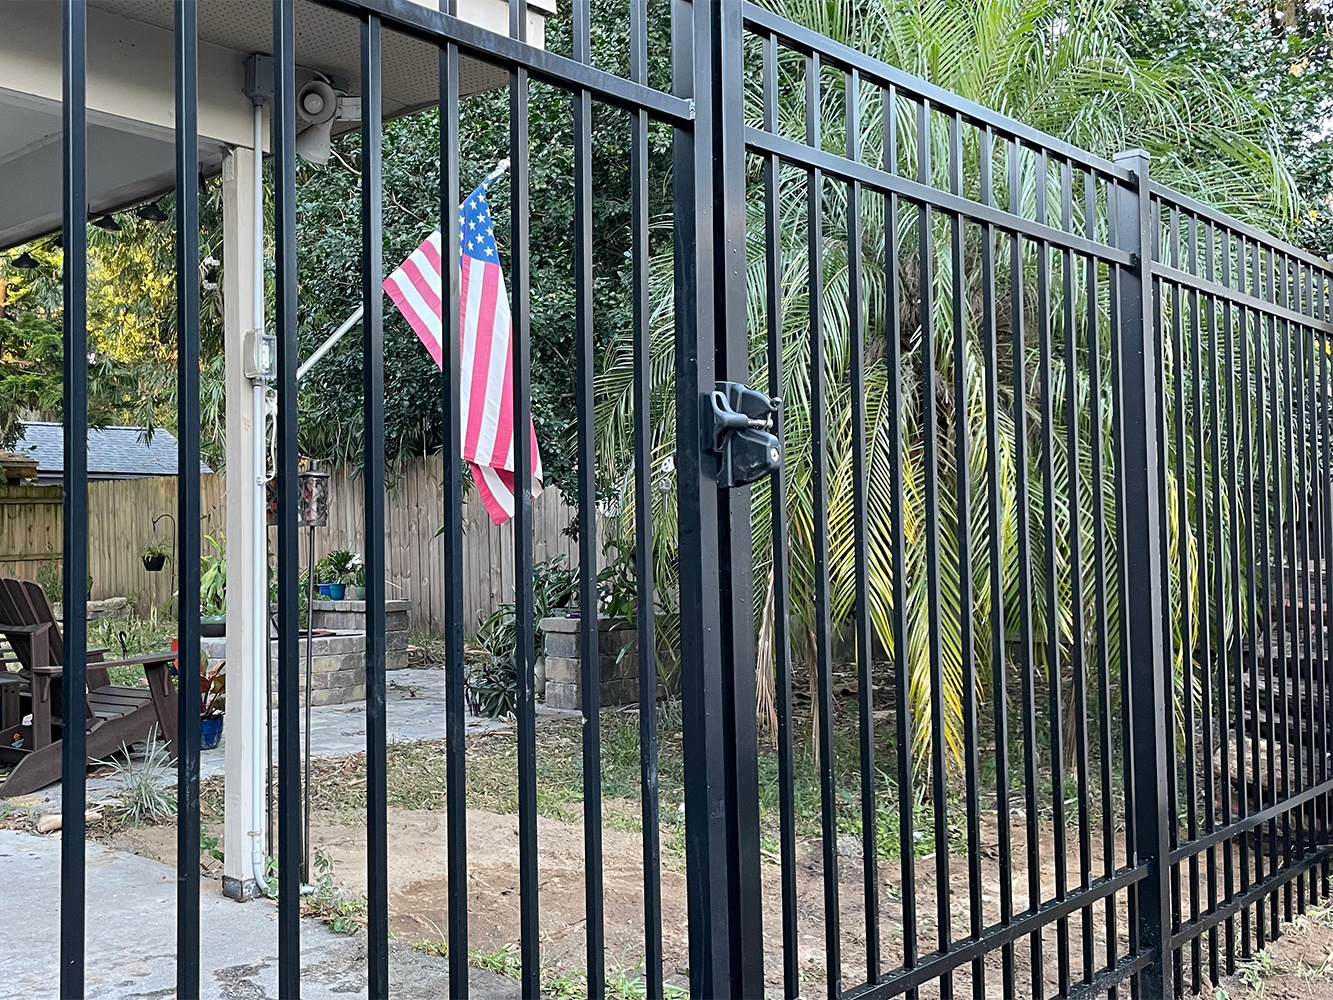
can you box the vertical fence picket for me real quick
[359,14,388,998]
[59,2,88,995]
[173,2,202,995]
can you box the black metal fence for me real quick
[738,6,1333,1000]
[44,1,1333,999]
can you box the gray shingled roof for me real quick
[15,422,213,480]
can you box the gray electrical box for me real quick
[243,329,277,382]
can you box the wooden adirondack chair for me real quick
[0,578,178,798]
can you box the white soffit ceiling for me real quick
[85,0,526,110]
[0,0,548,249]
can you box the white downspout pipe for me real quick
[251,99,271,896]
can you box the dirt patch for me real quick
[105,802,1138,999]
[1216,905,1333,999]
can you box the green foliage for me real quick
[0,186,228,467]
[305,848,367,935]
[290,0,674,493]
[315,549,358,586]
[466,555,578,719]
[88,612,177,658]
[34,562,60,603]
[0,311,149,451]
[1126,0,1333,253]
[199,532,226,615]
[463,655,518,719]
[200,834,225,864]
[597,0,1310,771]
[100,732,176,826]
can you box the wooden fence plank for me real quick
[0,456,586,633]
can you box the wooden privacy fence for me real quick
[307,453,583,632]
[0,477,226,612]
[0,455,580,632]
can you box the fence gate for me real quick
[43,0,1333,999]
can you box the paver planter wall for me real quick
[310,599,410,671]
[202,632,369,707]
[538,616,642,711]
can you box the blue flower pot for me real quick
[326,583,346,600]
[317,583,332,598]
[200,715,223,750]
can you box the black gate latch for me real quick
[708,381,782,488]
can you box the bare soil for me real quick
[109,800,1146,998]
[1215,905,1333,999]
[96,737,1330,1000]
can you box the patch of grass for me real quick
[297,674,1120,870]
[408,629,448,667]
[1236,949,1283,995]
[412,929,683,1000]
[90,613,178,687]
[468,944,522,978]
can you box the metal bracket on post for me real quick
[707,382,782,488]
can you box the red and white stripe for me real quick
[384,219,542,525]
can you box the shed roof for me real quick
[14,422,213,480]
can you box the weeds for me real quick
[305,848,367,935]
[467,944,522,978]
[1236,950,1282,995]
[200,834,225,864]
[99,732,175,825]
[89,613,178,687]
[411,925,684,1000]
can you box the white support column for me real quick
[221,143,266,901]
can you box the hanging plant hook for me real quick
[152,512,177,568]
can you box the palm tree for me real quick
[596,0,1302,772]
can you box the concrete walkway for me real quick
[10,667,576,816]
[0,668,570,998]
[0,829,517,1000]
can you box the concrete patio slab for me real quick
[0,829,518,1000]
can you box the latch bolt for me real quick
[708,382,782,488]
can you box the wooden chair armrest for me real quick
[100,651,177,667]
[0,623,51,636]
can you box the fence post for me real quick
[671,1,738,994]
[710,0,766,995]
[1113,148,1175,999]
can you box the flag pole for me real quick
[482,158,510,186]
[296,305,364,381]
[300,158,511,383]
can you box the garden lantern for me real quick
[297,469,330,527]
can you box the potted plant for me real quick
[200,657,226,749]
[199,532,226,635]
[141,543,170,572]
[347,554,366,601]
[316,550,356,601]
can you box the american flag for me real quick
[383,179,542,524]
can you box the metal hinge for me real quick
[687,99,696,121]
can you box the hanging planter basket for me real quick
[142,553,167,572]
